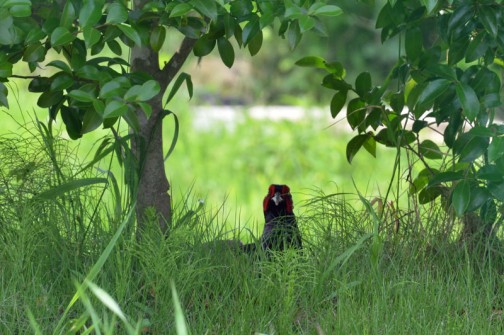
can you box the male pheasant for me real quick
[241,184,302,253]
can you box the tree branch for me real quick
[158,37,197,91]
[10,75,40,79]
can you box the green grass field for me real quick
[1,89,504,334]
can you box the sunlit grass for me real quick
[2,79,503,335]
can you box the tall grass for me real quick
[1,116,503,334]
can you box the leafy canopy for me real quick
[300,0,504,220]
[0,0,342,139]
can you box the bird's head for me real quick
[263,184,294,216]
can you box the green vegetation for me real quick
[304,0,504,238]
[1,0,504,334]
[2,119,504,334]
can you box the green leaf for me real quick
[166,72,192,104]
[104,100,128,118]
[488,181,504,201]
[47,60,72,74]
[416,79,451,111]
[106,2,128,24]
[481,200,497,224]
[375,2,393,29]
[419,139,443,160]
[298,15,315,33]
[93,99,105,115]
[79,0,103,28]
[467,186,490,212]
[86,280,127,322]
[37,90,63,108]
[0,61,13,78]
[163,110,179,161]
[421,0,437,13]
[452,180,471,216]
[83,27,101,49]
[259,11,275,29]
[412,120,428,133]
[242,18,260,46]
[223,13,236,38]
[107,40,122,55]
[363,136,376,157]
[51,27,75,47]
[346,134,370,163]
[9,4,31,17]
[22,43,46,62]
[287,20,301,49]
[448,4,473,34]
[479,6,498,38]
[488,137,504,162]
[193,35,216,57]
[50,73,74,91]
[69,89,96,102]
[389,92,404,113]
[150,26,166,52]
[3,0,31,6]
[295,56,326,69]
[124,85,142,101]
[60,105,82,139]
[284,2,304,19]
[230,0,252,17]
[137,80,160,101]
[355,72,371,98]
[99,81,124,99]
[217,37,234,68]
[247,30,262,56]
[81,109,103,134]
[477,165,504,182]
[36,178,108,200]
[170,3,193,18]
[468,126,495,137]
[118,24,141,46]
[76,65,100,80]
[60,1,76,28]
[0,82,8,108]
[481,93,501,109]
[346,98,366,130]
[405,27,422,62]
[137,101,152,117]
[330,91,347,118]
[455,82,479,122]
[418,186,444,204]
[409,174,430,195]
[25,28,46,44]
[428,170,465,187]
[459,137,489,163]
[191,0,217,20]
[310,4,342,17]
[122,107,140,133]
[322,75,351,91]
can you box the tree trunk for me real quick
[131,0,196,234]
[131,47,171,234]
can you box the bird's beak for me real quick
[272,192,283,206]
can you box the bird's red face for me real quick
[263,184,293,214]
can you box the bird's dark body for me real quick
[242,184,302,254]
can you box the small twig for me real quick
[9,74,41,79]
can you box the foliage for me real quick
[2,126,504,333]
[0,0,342,139]
[301,0,504,230]
[3,178,504,333]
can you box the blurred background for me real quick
[1,0,405,235]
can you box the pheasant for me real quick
[242,184,302,253]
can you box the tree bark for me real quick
[130,0,196,234]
